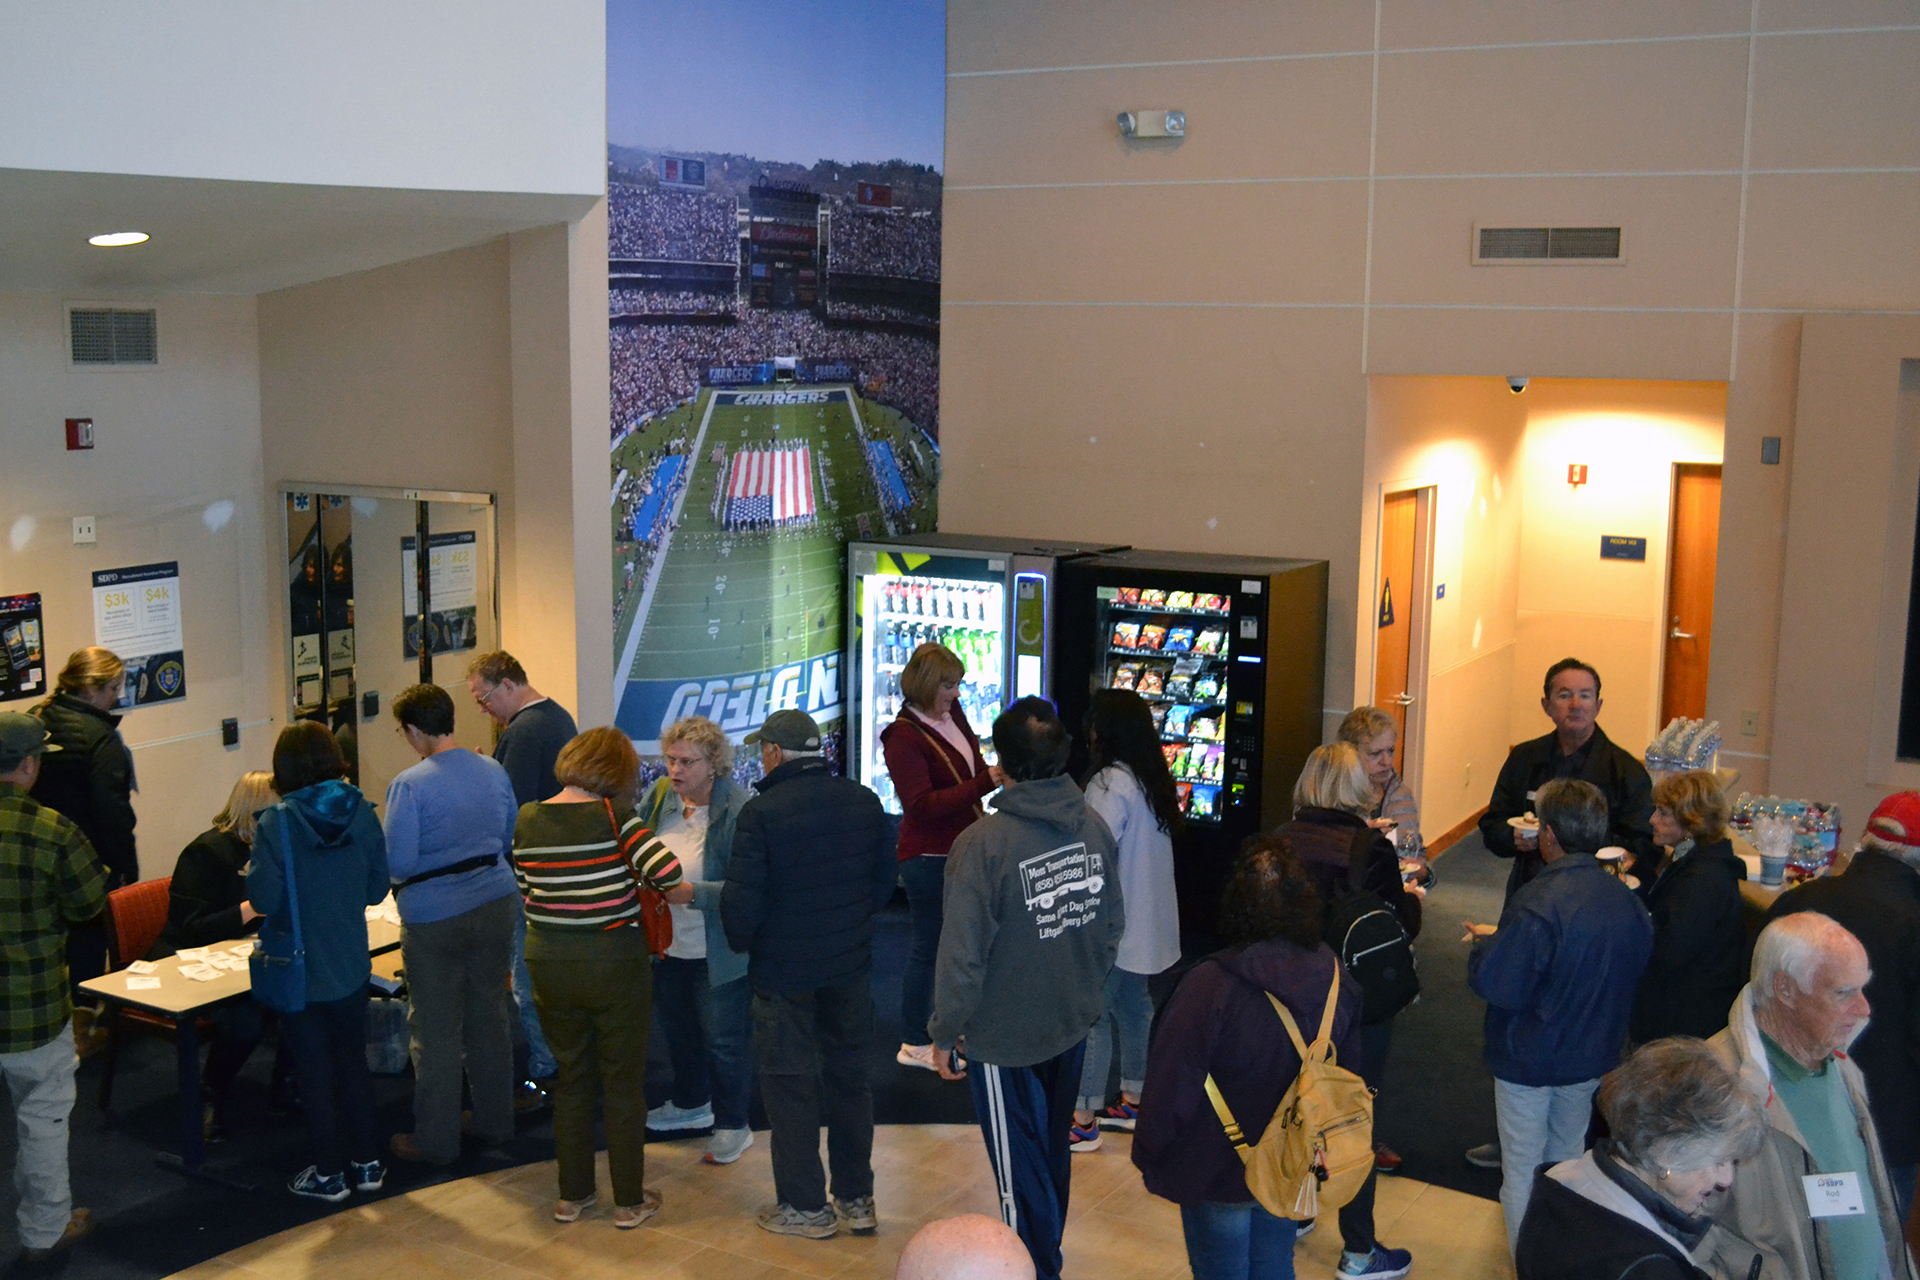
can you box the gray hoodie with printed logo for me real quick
[928,773,1124,1068]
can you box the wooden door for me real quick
[1374,490,1426,773]
[1661,464,1721,725]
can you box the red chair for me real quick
[98,877,213,1109]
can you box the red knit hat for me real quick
[1865,792,1920,857]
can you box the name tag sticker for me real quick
[1525,790,1537,802]
[1803,1172,1866,1218]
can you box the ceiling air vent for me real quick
[69,307,158,366]
[1472,224,1625,266]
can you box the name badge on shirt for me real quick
[1525,790,1537,802]
[1802,1172,1867,1218]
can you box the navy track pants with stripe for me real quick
[968,1041,1085,1280]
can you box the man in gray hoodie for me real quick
[929,696,1123,1280]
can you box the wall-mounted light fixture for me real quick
[1117,110,1186,138]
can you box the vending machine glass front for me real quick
[855,555,1008,814]
[1091,583,1235,825]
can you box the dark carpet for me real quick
[0,847,1510,1275]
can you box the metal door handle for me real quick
[1392,692,1415,707]
[1670,627,1696,640]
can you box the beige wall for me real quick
[258,224,612,737]
[0,290,276,877]
[942,1,1920,808]
[1772,316,1920,824]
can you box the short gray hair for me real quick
[1752,911,1857,1008]
[1535,778,1608,856]
[1599,1038,1766,1174]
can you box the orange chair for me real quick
[98,877,213,1109]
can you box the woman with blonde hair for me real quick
[638,715,756,1164]
[514,726,684,1228]
[1628,771,1745,1043]
[150,771,284,1135]
[880,641,1006,1072]
[1336,707,1422,852]
[1270,741,1424,1260]
[32,647,137,886]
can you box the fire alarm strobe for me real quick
[66,418,94,451]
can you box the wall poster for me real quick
[402,531,478,658]
[607,0,946,779]
[0,593,46,702]
[91,562,186,707]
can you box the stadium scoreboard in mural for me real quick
[1055,551,1328,936]
[847,535,1122,815]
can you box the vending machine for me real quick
[1055,551,1328,939]
[846,534,1122,813]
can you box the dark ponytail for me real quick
[1083,688,1183,835]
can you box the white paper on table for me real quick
[125,960,157,975]
[177,963,219,981]
[125,976,161,990]
[228,942,254,958]
[205,955,241,971]
[176,948,213,962]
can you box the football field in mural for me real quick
[611,384,936,748]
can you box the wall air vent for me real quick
[68,307,158,366]
[1472,224,1625,266]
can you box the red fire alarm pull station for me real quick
[66,418,94,451]
[1567,464,1588,487]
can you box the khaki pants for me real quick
[526,924,653,1205]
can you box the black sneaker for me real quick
[351,1159,386,1193]
[289,1165,349,1203]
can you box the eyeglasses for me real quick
[472,683,501,706]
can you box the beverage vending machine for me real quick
[846,534,1121,813]
[1055,551,1327,939]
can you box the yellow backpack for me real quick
[1202,969,1374,1220]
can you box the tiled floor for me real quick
[167,1126,1513,1280]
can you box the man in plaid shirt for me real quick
[0,712,108,1259]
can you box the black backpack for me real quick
[1323,827,1420,1024]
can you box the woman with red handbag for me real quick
[512,727,684,1229]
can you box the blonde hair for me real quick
[1292,741,1375,817]
[660,715,734,775]
[1336,706,1397,748]
[901,643,966,711]
[554,727,640,800]
[1653,770,1731,844]
[57,646,124,694]
[212,771,279,845]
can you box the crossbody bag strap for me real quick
[902,715,976,791]
[272,808,304,961]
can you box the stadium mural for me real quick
[607,0,944,775]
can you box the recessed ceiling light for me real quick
[88,232,149,247]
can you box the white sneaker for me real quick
[896,1043,939,1072]
[648,1100,715,1132]
[704,1127,754,1165]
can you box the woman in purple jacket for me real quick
[1134,837,1407,1280]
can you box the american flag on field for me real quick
[725,444,816,525]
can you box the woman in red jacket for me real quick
[881,642,1006,1072]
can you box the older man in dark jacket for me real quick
[1467,777,1653,1256]
[721,709,894,1242]
[1478,658,1655,901]
[1767,790,1920,1222]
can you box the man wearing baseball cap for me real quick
[722,709,894,1240]
[1768,791,1920,1221]
[0,712,108,1259]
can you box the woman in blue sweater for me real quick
[382,684,523,1166]
[248,721,390,1202]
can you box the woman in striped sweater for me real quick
[513,727,686,1228]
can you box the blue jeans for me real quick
[512,900,556,1079]
[899,855,944,1046]
[653,954,754,1130]
[1078,967,1152,1111]
[1494,1075,1600,1253]
[1181,1199,1299,1280]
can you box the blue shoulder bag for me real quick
[248,807,308,1013]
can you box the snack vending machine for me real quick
[846,534,1121,813]
[1055,551,1328,939]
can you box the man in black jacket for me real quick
[721,709,894,1241]
[1478,658,1655,902]
[1767,790,1920,1222]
